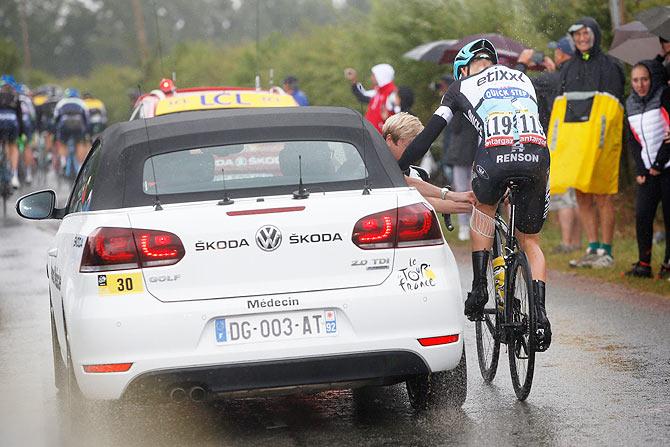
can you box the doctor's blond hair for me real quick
[382,112,424,144]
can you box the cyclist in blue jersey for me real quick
[398,39,551,351]
[53,88,89,173]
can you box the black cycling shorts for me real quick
[0,111,19,142]
[56,125,86,144]
[471,144,550,234]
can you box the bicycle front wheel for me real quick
[475,229,502,382]
[507,251,536,401]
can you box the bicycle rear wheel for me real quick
[507,251,536,400]
[0,141,9,218]
[475,229,503,382]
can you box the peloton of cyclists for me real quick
[397,39,552,351]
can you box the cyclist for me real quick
[34,85,62,161]
[0,79,24,189]
[397,39,551,351]
[18,84,36,184]
[82,92,107,139]
[53,88,89,174]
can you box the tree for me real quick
[0,38,21,74]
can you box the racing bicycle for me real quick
[60,137,79,184]
[474,178,537,401]
[34,131,51,186]
[0,138,12,218]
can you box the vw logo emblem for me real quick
[256,225,282,251]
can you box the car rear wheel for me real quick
[406,347,467,410]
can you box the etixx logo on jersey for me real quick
[476,68,525,86]
[256,225,282,251]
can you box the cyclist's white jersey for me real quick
[53,97,90,124]
[436,64,547,149]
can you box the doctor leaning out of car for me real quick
[382,112,477,214]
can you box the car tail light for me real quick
[80,227,185,272]
[135,230,186,267]
[83,362,133,373]
[352,210,396,249]
[352,204,443,250]
[396,203,444,247]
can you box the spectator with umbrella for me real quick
[637,6,670,82]
[654,37,670,83]
[516,36,582,254]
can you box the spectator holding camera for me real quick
[516,37,582,254]
[624,59,670,279]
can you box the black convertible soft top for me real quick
[85,107,406,211]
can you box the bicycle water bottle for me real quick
[492,256,505,311]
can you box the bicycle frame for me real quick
[475,180,537,400]
[490,183,524,342]
[0,139,13,217]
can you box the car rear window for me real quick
[142,140,366,195]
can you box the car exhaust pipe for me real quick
[189,386,206,402]
[169,387,187,403]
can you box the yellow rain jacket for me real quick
[546,92,624,195]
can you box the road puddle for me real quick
[562,334,650,376]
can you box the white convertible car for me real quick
[17,107,466,410]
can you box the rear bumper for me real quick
[64,243,465,400]
[124,350,430,400]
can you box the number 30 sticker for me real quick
[97,273,144,295]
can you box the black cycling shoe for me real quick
[464,250,490,321]
[464,285,488,321]
[624,262,652,278]
[533,280,551,352]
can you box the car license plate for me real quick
[215,309,337,344]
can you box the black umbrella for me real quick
[403,40,458,63]
[609,21,662,65]
[438,33,526,67]
[636,6,670,41]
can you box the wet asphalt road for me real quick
[1,179,669,447]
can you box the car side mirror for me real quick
[15,190,65,220]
